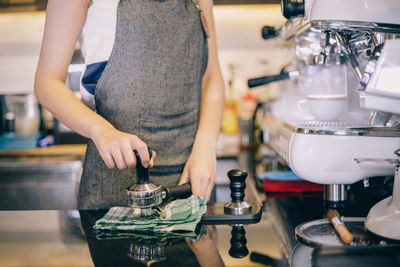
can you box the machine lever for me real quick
[247,70,299,88]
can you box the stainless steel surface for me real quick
[0,193,282,266]
[354,157,400,165]
[290,243,313,267]
[268,114,400,137]
[295,217,392,247]
[310,20,400,34]
[126,183,163,198]
[333,31,363,79]
[369,110,393,126]
[126,182,164,213]
[0,160,82,210]
[324,184,346,202]
[224,201,252,215]
[358,43,383,91]
[128,242,167,264]
[296,125,400,137]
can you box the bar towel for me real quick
[93,195,207,233]
[95,224,208,241]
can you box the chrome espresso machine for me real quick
[250,0,400,243]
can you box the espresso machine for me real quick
[251,0,400,242]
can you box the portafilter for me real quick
[126,150,192,217]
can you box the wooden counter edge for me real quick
[0,144,87,157]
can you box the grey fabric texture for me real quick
[79,0,208,210]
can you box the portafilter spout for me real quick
[126,150,192,217]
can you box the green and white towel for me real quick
[95,225,208,241]
[93,195,207,233]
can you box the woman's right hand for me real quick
[90,125,155,170]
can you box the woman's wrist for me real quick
[89,121,116,141]
[193,132,217,151]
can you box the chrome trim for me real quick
[324,184,346,202]
[354,158,400,165]
[310,20,400,34]
[267,115,400,137]
[295,126,400,137]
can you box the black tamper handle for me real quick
[134,149,153,184]
[227,169,248,203]
[164,183,192,199]
[229,225,249,258]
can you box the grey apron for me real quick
[78,0,208,210]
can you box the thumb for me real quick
[179,164,190,185]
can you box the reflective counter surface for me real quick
[1,188,400,267]
[0,205,283,267]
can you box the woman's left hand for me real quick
[179,143,216,200]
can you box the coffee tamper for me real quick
[128,237,167,265]
[126,150,192,217]
[224,169,252,215]
[229,225,249,258]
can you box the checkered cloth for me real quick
[93,195,207,233]
[95,224,208,241]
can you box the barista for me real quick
[34,0,224,209]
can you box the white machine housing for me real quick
[305,0,400,25]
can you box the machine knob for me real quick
[281,0,305,19]
[261,25,277,40]
[227,169,248,203]
[228,225,249,258]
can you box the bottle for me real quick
[239,90,257,121]
[221,72,239,135]
[239,90,258,147]
[4,112,16,137]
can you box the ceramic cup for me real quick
[298,94,346,121]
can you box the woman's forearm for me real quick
[34,0,113,140]
[195,0,225,149]
[34,77,114,140]
[194,74,225,149]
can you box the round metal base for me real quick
[224,201,252,215]
[126,182,163,210]
[295,217,394,247]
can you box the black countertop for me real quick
[1,155,400,267]
[0,206,284,267]
[1,187,400,267]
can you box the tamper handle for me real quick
[229,225,249,258]
[134,149,152,184]
[227,169,248,203]
[164,183,192,200]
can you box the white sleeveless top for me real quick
[79,0,119,109]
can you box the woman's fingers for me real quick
[129,135,150,167]
[98,149,116,169]
[111,147,126,170]
[93,127,155,170]
[120,139,136,168]
[191,173,210,198]
[179,165,190,185]
[205,182,213,201]
[149,150,156,168]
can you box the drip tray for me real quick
[295,217,399,247]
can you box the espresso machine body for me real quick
[260,0,400,241]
